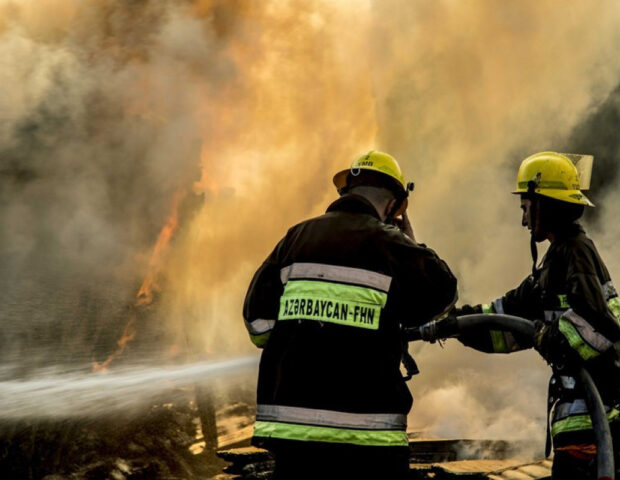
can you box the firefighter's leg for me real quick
[552,450,595,480]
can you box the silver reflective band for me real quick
[564,310,613,352]
[492,298,505,314]
[245,318,276,335]
[560,376,576,390]
[544,309,567,323]
[554,398,613,421]
[280,263,392,292]
[256,404,406,431]
[603,281,618,301]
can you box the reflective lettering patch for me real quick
[278,280,386,330]
[253,421,409,447]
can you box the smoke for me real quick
[2,0,620,451]
[369,0,620,450]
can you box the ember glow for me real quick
[93,191,186,372]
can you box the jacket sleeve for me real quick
[458,275,538,353]
[243,236,287,348]
[549,247,620,363]
[398,242,458,328]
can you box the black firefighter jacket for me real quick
[243,194,457,451]
[459,223,620,451]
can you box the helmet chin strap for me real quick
[527,178,540,277]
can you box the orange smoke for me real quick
[93,191,186,372]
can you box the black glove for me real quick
[453,304,483,317]
[533,320,550,355]
[419,314,459,343]
[533,320,570,366]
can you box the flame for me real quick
[93,191,186,372]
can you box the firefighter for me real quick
[243,150,457,479]
[449,152,620,479]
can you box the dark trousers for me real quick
[552,448,620,479]
[552,423,620,480]
[270,442,410,480]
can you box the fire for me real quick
[93,191,186,372]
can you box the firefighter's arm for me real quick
[242,237,287,348]
[457,276,538,353]
[402,248,458,328]
[540,249,620,364]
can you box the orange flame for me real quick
[93,191,186,372]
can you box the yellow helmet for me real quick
[512,151,594,207]
[333,150,407,192]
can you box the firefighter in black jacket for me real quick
[243,151,457,479]
[449,152,620,479]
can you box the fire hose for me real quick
[405,313,615,480]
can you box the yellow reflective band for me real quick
[551,409,620,437]
[250,332,271,348]
[253,421,409,447]
[278,280,387,330]
[490,330,509,353]
[481,303,495,314]
[557,294,570,309]
[558,318,600,360]
[608,297,620,325]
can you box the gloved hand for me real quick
[533,320,549,351]
[453,304,482,317]
[533,320,564,366]
[419,314,459,343]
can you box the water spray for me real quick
[0,356,258,420]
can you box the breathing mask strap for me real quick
[527,178,539,277]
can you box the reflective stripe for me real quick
[557,294,570,309]
[551,407,620,437]
[253,421,409,447]
[250,332,271,348]
[559,375,576,390]
[601,281,620,324]
[481,303,495,314]
[482,301,517,353]
[558,318,600,360]
[602,281,618,301]
[518,180,568,190]
[256,405,406,430]
[492,298,505,314]
[280,263,392,292]
[245,318,276,335]
[490,330,508,353]
[560,310,613,359]
[278,280,387,330]
[608,298,620,324]
[553,399,595,421]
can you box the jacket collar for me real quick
[326,194,381,220]
[552,222,585,241]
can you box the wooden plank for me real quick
[433,459,525,474]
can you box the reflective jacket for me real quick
[459,223,620,451]
[243,194,457,450]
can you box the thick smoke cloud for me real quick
[370,0,620,451]
[0,0,232,366]
[1,0,620,450]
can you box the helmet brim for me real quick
[333,170,349,191]
[512,188,594,207]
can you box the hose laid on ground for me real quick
[406,313,615,480]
